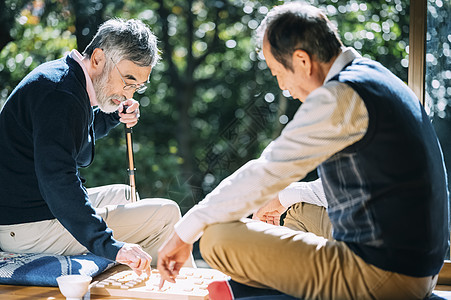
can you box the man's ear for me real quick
[292,49,312,76]
[90,48,106,76]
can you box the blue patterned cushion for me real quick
[0,252,117,287]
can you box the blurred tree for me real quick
[0,0,24,51]
[105,0,411,212]
[1,0,429,215]
[0,0,124,103]
[70,0,124,51]
[98,0,301,212]
[425,0,451,210]
[0,0,77,107]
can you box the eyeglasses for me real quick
[111,58,148,94]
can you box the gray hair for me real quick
[256,3,342,71]
[83,18,160,67]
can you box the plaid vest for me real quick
[319,57,449,277]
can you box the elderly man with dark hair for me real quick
[157,3,448,299]
[0,18,192,276]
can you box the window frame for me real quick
[410,0,451,284]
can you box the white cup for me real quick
[56,274,92,300]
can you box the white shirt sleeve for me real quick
[175,82,369,243]
[279,178,328,208]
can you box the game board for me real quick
[90,266,229,299]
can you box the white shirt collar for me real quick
[69,49,97,106]
[324,47,361,83]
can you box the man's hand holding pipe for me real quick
[118,99,140,128]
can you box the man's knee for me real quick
[138,198,182,224]
[158,199,182,223]
[284,203,332,239]
[200,222,239,262]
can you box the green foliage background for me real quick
[0,0,429,214]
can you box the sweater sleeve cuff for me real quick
[100,240,125,261]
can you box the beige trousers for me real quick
[0,184,194,267]
[200,203,437,300]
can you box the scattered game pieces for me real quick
[90,267,229,299]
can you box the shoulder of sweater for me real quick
[8,59,93,129]
[26,57,90,109]
[27,57,85,93]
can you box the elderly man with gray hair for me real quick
[0,18,192,276]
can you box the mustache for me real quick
[108,95,126,102]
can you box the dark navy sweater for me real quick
[0,55,124,260]
[319,57,449,277]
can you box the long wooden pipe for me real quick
[123,106,137,202]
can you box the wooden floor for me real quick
[1,265,451,299]
[0,265,133,299]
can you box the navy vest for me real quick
[319,57,449,277]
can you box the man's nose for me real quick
[123,89,135,100]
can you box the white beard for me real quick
[92,70,125,113]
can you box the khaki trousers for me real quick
[0,184,194,267]
[200,203,437,300]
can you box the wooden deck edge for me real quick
[438,261,451,285]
